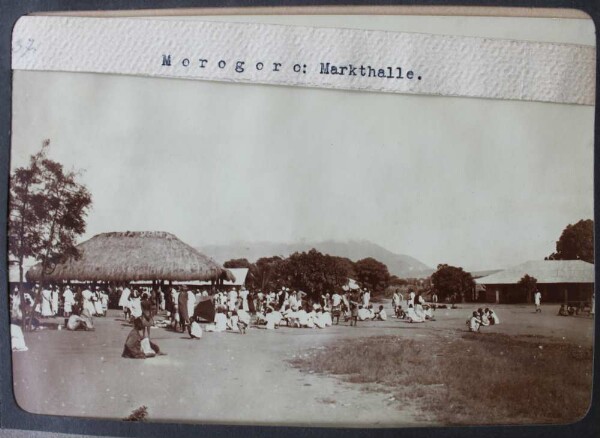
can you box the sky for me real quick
[10,16,595,272]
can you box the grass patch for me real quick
[288,333,592,425]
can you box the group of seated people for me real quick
[467,307,500,332]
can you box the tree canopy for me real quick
[354,257,390,293]
[8,139,92,285]
[430,264,474,303]
[547,219,594,264]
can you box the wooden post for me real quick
[495,289,500,304]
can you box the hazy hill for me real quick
[199,240,433,278]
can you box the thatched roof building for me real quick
[26,231,227,283]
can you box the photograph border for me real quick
[1,1,599,437]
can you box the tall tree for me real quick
[354,257,390,293]
[431,264,474,303]
[9,139,92,286]
[547,219,594,263]
[518,274,538,303]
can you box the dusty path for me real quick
[11,303,594,426]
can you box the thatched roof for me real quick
[26,231,226,282]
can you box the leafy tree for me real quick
[354,257,390,293]
[223,258,252,269]
[518,274,538,303]
[431,264,474,303]
[252,256,284,291]
[9,139,92,287]
[547,219,594,263]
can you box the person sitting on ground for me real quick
[485,308,500,324]
[237,308,250,334]
[122,317,163,359]
[227,311,240,332]
[66,305,95,331]
[467,311,482,332]
[478,308,490,327]
[374,305,387,321]
[395,304,406,319]
[357,305,372,321]
[558,304,569,316]
[190,317,203,339]
[406,304,425,323]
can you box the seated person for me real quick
[374,305,387,321]
[67,307,95,331]
[485,308,500,324]
[406,304,425,323]
[478,308,490,326]
[557,304,569,316]
[227,311,240,332]
[467,311,482,332]
[122,317,162,359]
[265,308,282,330]
[395,305,406,319]
[320,308,333,327]
[357,305,372,321]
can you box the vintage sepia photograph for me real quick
[7,12,596,428]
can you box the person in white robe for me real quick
[227,312,240,332]
[93,288,104,316]
[82,287,95,316]
[190,321,203,339]
[11,324,28,352]
[63,286,75,317]
[51,287,59,316]
[392,291,401,317]
[486,308,500,325]
[10,287,22,321]
[118,286,132,318]
[357,306,371,321]
[214,311,228,332]
[129,290,142,319]
[240,288,249,312]
[265,309,282,330]
[187,290,196,321]
[41,287,53,317]
[375,305,387,321]
[406,305,425,323]
[408,290,416,307]
[228,288,238,312]
[321,309,333,327]
[362,289,370,307]
[100,291,109,314]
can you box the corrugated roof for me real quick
[475,260,594,285]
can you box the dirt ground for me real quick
[11,302,594,427]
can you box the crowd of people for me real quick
[9,281,449,359]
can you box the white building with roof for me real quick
[475,260,594,304]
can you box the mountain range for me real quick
[199,240,433,278]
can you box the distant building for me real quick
[475,260,594,304]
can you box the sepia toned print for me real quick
[7,13,595,427]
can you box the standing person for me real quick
[534,288,542,313]
[10,287,22,322]
[240,287,249,312]
[63,285,75,323]
[41,285,53,318]
[51,285,59,316]
[81,285,96,316]
[432,291,439,307]
[392,290,401,317]
[228,288,238,312]
[331,290,342,325]
[118,285,131,319]
[93,287,104,316]
[362,288,371,308]
[177,286,191,334]
[349,291,360,327]
[408,290,416,307]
